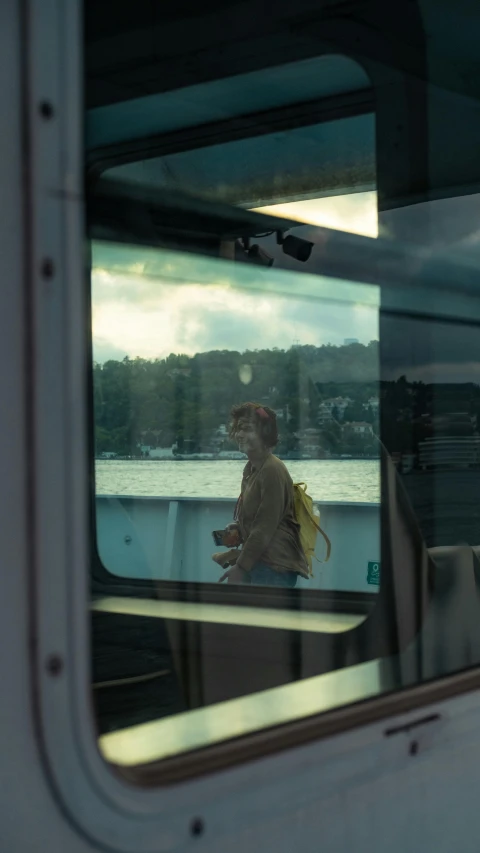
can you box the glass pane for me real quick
[93,240,380,595]
[381,311,480,548]
[88,57,385,769]
[380,191,480,250]
[83,0,480,783]
[105,112,375,217]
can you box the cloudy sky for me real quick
[92,191,379,363]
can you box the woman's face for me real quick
[234,417,264,454]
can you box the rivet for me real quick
[190,817,205,837]
[41,258,55,279]
[124,535,132,545]
[46,654,63,676]
[39,100,54,120]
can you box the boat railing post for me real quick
[163,500,180,579]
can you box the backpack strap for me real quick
[306,509,331,562]
[313,524,332,563]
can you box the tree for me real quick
[93,341,387,455]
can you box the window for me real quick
[105,111,375,216]
[90,226,386,762]
[90,209,480,775]
[88,70,387,764]
[92,239,381,595]
[86,48,480,782]
[92,88,380,602]
[381,311,480,548]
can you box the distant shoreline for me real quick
[95,454,381,462]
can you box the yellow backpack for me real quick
[293,483,331,577]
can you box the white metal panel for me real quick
[95,495,380,591]
[184,688,480,853]
[0,0,91,851]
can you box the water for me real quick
[95,458,380,503]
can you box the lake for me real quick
[95,458,380,503]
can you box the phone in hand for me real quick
[212,530,226,547]
[211,524,242,548]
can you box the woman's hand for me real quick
[212,548,240,567]
[218,563,248,584]
[223,523,242,547]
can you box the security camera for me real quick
[235,238,274,267]
[247,243,274,267]
[281,234,313,263]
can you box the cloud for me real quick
[93,336,129,363]
[92,256,378,362]
[381,313,480,383]
[91,192,379,362]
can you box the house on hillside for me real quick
[343,421,373,436]
[148,446,176,459]
[167,368,191,379]
[363,396,380,414]
[318,396,353,424]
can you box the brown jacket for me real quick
[235,453,309,577]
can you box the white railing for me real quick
[96,496,380,592]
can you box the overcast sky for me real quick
[92,192,379,363]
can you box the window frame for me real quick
[85,171,480,751]
[86,87,375,187]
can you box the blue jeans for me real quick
[249,561,298,588]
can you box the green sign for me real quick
[367,561,380,585]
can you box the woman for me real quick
[213,402,309,587]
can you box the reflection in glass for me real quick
[381,313,480,548]
[90,238,385,760]
[92,242,380,593]
[213,402,310,588]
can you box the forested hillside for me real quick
[93,341,379,456]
